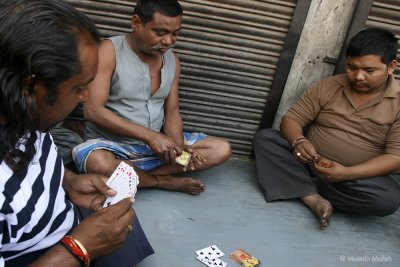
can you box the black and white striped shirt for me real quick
[0,132,77,266]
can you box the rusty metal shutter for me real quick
[67,0,297,157]
[366,0,400,80]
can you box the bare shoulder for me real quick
[173,52,180,61]
[97,39,116,70]
[99,39,116,59]
[172,52,180,73]
[172,52,180,66]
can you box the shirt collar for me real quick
[336,74,400,98]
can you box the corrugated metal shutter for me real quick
[67,0,297,157]
[366,0,400,80]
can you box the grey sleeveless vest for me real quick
[86,35,176,145]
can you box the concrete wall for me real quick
[272,0,358,129]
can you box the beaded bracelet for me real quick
[291,137,308,149]
[59,236,90,267]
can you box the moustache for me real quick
[152,44,174,50]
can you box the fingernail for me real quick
[109,189,117,194]
[95,206,104,212]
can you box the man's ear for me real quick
[23,74,37,106]
[387,60,398,75]
[131,14,142,32]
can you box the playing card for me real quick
[230,249,260,267]
[313,156,333,168]
[175,150,191,166]
[103,162,139,207]
[196,245,225,261]
[197,256,210,266]
[197,256,227,267]
[208,258,227,267]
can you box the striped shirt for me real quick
[0,132,77,266]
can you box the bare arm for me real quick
[28,198,134,266]
[281,115,400,181]
[28,168,134,266]
[280,115,318,162]
[346,154,400,178]
[314,153,400,182]
[63,168,116,211]
[163,55,183,147]
[84,40,180,157]
[28,245,82,267]
[280,115,306,145]
[84,39,156,144]
[162,55,209,169]
[282,116,400,181]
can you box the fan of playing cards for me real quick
[103,161,139,207]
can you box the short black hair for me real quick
[133,0,183,24]
[346,28,398,64]
[0,0,100,172]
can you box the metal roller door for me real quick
[67,0,298,157]
[366,0,400,80]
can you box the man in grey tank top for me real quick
[73,0,231,195]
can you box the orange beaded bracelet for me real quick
[59,236,90,267]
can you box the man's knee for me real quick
[371,179,400,216]
[86,150,117,175]
[357,185,400,216]
[328,177,400,216]
[372,193,400,216]
[205,137,231,164]
[216,138,232,161]
[253,128,284,155]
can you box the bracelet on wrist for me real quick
[59,236,91,267]
[291,138,307,149]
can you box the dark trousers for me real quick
[253,128,400,216]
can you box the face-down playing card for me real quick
[103,161,139,207]
[230,249,260,267]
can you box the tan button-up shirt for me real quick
[286,74,400,166]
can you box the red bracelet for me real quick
[59,236,90,267]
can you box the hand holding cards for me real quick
[103,162,139,207]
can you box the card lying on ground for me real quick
[196,245,227,267]
[197,256,227,267]
[230,249,260,267]
[103,161,139,207]
[175,150,191,166]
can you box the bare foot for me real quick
[301,194,333,230]
[155,175,205,195]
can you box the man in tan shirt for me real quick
[254,28,400,230]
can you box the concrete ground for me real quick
[135,158,400,267]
